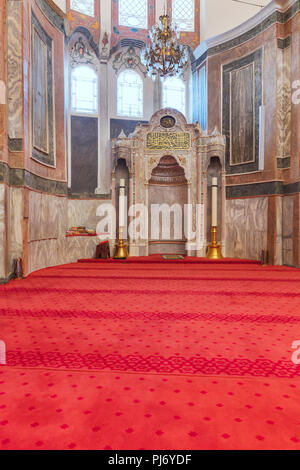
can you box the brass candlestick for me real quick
[114,227,128,259]
[206,226,223,260]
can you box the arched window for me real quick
[117,70,143,117]
[71,65,98,114]
[162,77,186,116]
[118,0,148,29]
[172,0,195,32]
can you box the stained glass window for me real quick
[117,70,143,117]
[119,0,148,29]
[71,65,98,114]
[172,0,195,32]
[162,77,186,116]
[70,0,94,17]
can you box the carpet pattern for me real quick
[0,257,300,449]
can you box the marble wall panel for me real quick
[28,236,99,273]
[29,238,61,274]
[27,191,102,273]
[64,237,99,264]
[9,187,23,271]
[276,42,291,160]
[7,0,23,142]
[275,196,283,265]
[67,199,111,231]
[28,191,68,242]
[0,184,6,279]
[282,195,293,265]
[225,197,268,260]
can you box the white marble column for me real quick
[128,173,134,252]
[96,59,110,195]
[185,182,194,255]
[221,170,226,255]
[110,172,116,252]
[145,181,149,256]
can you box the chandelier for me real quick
[141,14,189,79]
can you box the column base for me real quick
[114,239,128,259]
[206,226,223,260]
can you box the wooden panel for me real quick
[230,63,254,165]
[31,12,55,166]
[222,48,262,175]
[32,26,49,154]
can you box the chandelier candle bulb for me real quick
[212,177,218,227]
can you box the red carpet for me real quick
[1,256,300,449]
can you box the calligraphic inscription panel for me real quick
[146,132,191,150]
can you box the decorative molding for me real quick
[100,32,110,58]
[67,189,111,199]
[277,35,291,48]
[276,44,291,160]
[31,12,56,167]
[191,50,207,72]
[67,26,100,58]
[226,180,300,198]
[8,137,23,152]
[112,46,146,76]
[0,162,67,195]
[35,0,66,34]
[277,157,291,168]
[69,36,97,69]
[223,49,262,175]
[44,0,67,18]
[192,0,300,65]
[0,162,113,198]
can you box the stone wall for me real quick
[26,191,111,274]
[0,184,6,279]
[282,195,294,266]
[225,197,268,260]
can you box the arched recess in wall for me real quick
[148,155,188,256]
[68,30,99,194]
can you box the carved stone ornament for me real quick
[70,37,97,69]
[112,47,147,76]
[101,32,110,57]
